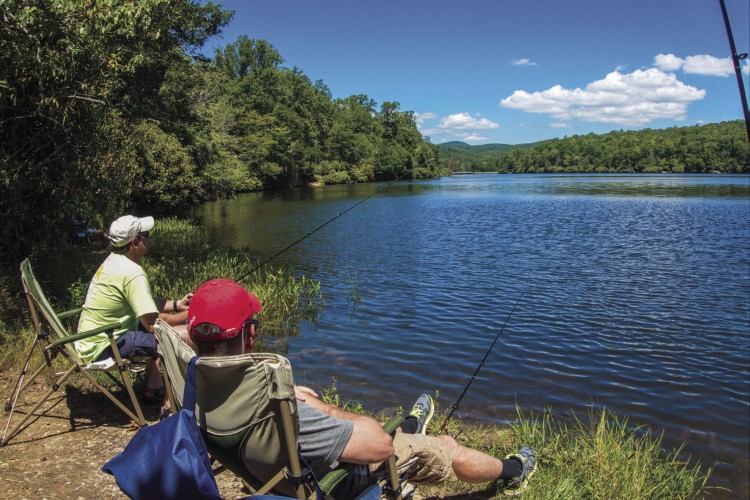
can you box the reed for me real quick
[1,217,322,377]
[320,383,714,499]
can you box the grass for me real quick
[321,382,715,499]
[0,217,322,379]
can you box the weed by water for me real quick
[345,269,364,304]
[319,384,713,499]
[0,217,322,366]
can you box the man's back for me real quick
[76,253,157,362]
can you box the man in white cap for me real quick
[77,215,192,406]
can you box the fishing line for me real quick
[234,168,414,284]
[438,288,526,434]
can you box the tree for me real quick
[0,0,231,264]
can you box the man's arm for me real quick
[148,293,193,331]
[299,389,394,464]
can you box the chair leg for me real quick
[107,336,147,426]
[385,455,403,500]
[278,400,307,500]
[79,369,146,427]
[1,363,78,446]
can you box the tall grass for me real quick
[1,217,322,366]
[318,383,713,498]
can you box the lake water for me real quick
[193,174,750,497]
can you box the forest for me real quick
[0,0,441,265]
[439,121,750,174]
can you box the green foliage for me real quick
[131,121,199,212]
[0,217,322,363]
[0,0,230,263]
[438,141,540,172]
[320,378,366,415]
[313,384,713,499]
[0,0,442,266]
[441,122,749,174]
[505,407,715,499]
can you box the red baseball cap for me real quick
[188,278,262,342]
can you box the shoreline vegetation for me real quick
[0,219,716,498]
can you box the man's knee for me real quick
[436,434,459,451]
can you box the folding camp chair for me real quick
[154,320,408,499]
[1,258,147,446]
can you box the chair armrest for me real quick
[382,415,403,435]
[318,415,405,495]
[57,307,83,319]
[49,322,123,348]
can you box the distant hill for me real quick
[437,121,749,174]
[437,140,542,171]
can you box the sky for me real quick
[204,0,750,145]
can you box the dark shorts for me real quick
[96,330,158,361]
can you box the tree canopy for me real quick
[0,0,441,265]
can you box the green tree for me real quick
[0,0,230,264]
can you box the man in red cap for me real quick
[188,278,537,497]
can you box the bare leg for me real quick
[146,358,162,388]
[146,358,169,406]
[436,435,503,483]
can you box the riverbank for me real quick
[0,364,713,499]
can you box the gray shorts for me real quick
[96,330,158,361]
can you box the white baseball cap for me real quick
[108,215,155,247]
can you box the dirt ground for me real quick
[0,369,482,500]
[0,368,253,499]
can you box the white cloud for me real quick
[683,55,734,76]
[512,58,537,66]
[421,128,443,137]
[499,68,705,127]
[463,134,489,142]
[654,53,734,76]
[414,112,438,129]
[549,122,571,128]
[654,53,684,71]
[439,112,499,130]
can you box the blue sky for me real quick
[205,0,750,145]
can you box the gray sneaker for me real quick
[407,394,434,435]
[502,446,537,496]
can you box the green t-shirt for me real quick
[76,253,158,363]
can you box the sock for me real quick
[400,416,419,434]
[498,457,523,480]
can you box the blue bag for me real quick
[103,357,221,500]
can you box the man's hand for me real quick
[176,292,193,312]
[294,385,319,402]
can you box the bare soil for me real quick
[0,368,247,499]
[0,369,493,499]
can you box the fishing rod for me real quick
[234,168,414,284]
[717,0,750,144]
[438,289,526,434]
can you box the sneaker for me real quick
[502,446,537,496]
[407,394,434,435]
